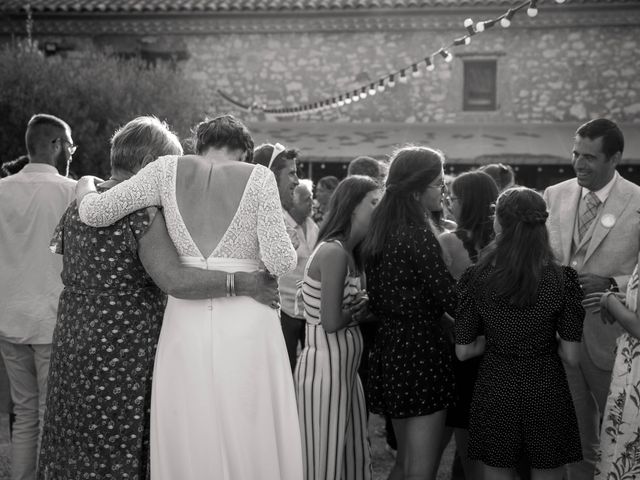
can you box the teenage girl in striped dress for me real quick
[295,175,381,480]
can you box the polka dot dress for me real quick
[366,224,457,418]
[38,197,166,480]
[455,265,584,469]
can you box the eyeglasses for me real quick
[428,182,447,195]
[268,143,286,170]
[53,137,77,155]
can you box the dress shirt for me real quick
[0,163,76,343]
[280,210,319,318]
[581,171,618,204]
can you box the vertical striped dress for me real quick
[294,240,372,480]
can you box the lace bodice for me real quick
[78,156,296,277]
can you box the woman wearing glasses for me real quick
[362,146,457,480]
[438,170,499,480]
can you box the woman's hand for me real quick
[246,270,280,309]
[349,290,369,322]
[75,175,103,203]
[582,291,625,323]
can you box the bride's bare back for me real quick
[174,155,256,258]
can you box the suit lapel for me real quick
[584,178,632,263]
[559,183,581,264]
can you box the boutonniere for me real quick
[601,213,616,228]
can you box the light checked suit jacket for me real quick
[544,175,640,371]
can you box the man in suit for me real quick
[543,118,640,480]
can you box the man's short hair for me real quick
[348,156,382,180]
[1,155,29,177]
[25,114,70,156]
[576,118,624,159]
[253,143,299,180]
[110,116,183,174]
[317,175,339,191]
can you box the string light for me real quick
[217,0,566,116]
[425,57,435,72]
[501,9,515,28]
[463,18,475,35]
[439,48,453,63]
[388,74,396,88]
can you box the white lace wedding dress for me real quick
[78,156,302,480]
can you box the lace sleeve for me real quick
[256,167,297,276]
[78,157,169,227]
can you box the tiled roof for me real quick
[0,0,633,14]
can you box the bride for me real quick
[76,115,302,480]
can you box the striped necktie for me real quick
[578,191,600,240]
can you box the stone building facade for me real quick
[1,0,639,187]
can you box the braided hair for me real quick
[475,187,559,307]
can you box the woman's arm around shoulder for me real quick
[257,166,297,277]
[78,156,171,227]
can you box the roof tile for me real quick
[1,0,635,14]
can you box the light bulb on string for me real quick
[399,69,408,83]
[360,87,367,99]
[527,0,538,17]
[463,18,475,35]
[338,95,345,107]
[345,94,352,105]
[411,63,421,78]
[476,21,485,32]
[555,0,565,3]
[425,57,435,71]
[388,74,396,88]
[377,79,386,92]
[439,48,453,63]
[368,83,377,95]
[464,36,471,45]
[352,90,360,102]
[501,9,515,28]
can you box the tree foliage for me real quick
[0,42,207,177]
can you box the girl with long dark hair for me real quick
[362,146,457,480]
[439,170,499,479]
[295,175,381,480]
[455,187,584,480]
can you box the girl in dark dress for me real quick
[438,170,499,480]
[362,146,456,480]
[455,187,584,480]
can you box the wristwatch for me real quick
[608,277,619,292]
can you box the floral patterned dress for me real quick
[595,265,640,480]
[38,195,165,480]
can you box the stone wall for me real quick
[182,23,640,125]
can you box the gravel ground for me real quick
[0,412,454,480]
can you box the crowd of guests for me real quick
[0,113,639,480]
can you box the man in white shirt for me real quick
[544,118,640,480]
[281,182,319,370]
[0,114,76,480]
